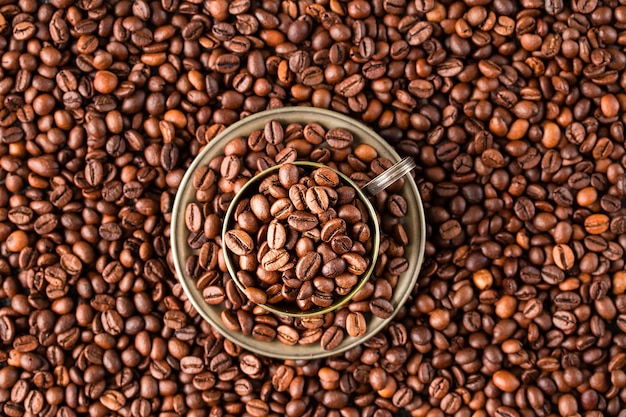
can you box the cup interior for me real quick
[221,161,381,317]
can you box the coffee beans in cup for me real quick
[223,161,378,314]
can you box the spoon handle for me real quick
[361,157,417,198]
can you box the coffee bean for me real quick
[178,356,203,375]
[553,310,577,332]
[224,229,255,256]
[495,406,521,417]
[439,219,462,240]
[277,325,299,345]
[545,0,564,15]
[214,54,240,73]
[362,60,387,80]
[101,310,124,335]
[346,311,367,337]
[251,324,276,342]
[266,220,287,250]
[406,22,434,47]
[370,298,394,319]
[321,326,344,350]
[220,155,241,180]
[301,66,324,86]
[270,198,294,220]
[8,207,33,225]
[295,252,322,281]
[387,194,408,217]
[100,390,126,411]
[414,0,435,12]
[341,252,368,276]
[246,399,269,417]
[541,265,565,285]
[331,72,364,97]
[243,287,267,305]
[264,120,284,145]
[553,292,581,310]
[287,211,319,232]
[193,166,216,191]
[261,248,290,272]
[585,214,610,234]
[185,203,203,233]
[552,244,575,270]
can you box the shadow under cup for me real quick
[221,161,381,318]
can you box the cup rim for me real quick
[221,161,381,318]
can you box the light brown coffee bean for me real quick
[224,229,255,256]
[346,311,367,337]
[261,248,290,271]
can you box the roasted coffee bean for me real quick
[414,0,435,12]
[243,287,266,305]
[335,74,365,98]
[321,218,346,242]
[321,326,344,350]
[261,248,290,272]
[295,252,322,281]
[287,211,319,232]
[553,244,575,270]
[346,311,367,337]
[439,220,462,240]
[264,120,284,145]
[100,389,126,411]
[185,203,203,233]
[370,298,394,319]
[246,399,269,417]
[387,194,407,217]
[277,325,299,345]
[585,214,610,234]
[224,230,255,256]
[407,21,433,45]
[251,324,277,342]
[553,311,577,332]
[325,128,354,149]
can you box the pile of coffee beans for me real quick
[223,160,377,312]
[184,119,409,346]
[1,0,626,416]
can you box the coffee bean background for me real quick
[0,0,626,416]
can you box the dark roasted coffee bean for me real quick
[264,120,284,145]
[370,298,394,319]
[387,194,407,217]
[295,252,322,281]
[545,0,564,15]
[414,0,435,12]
